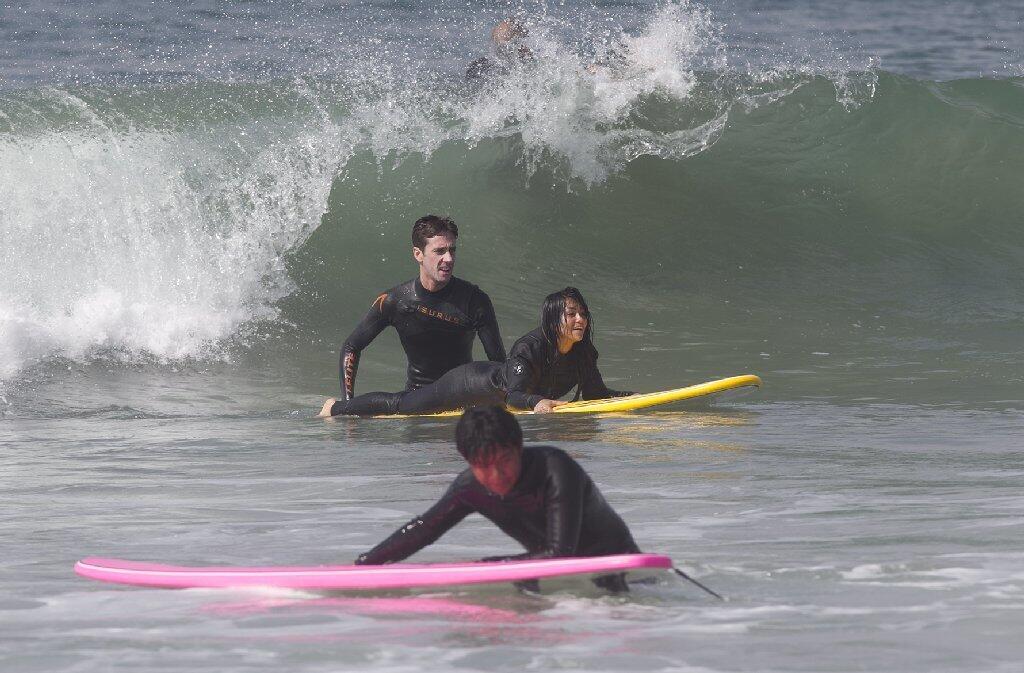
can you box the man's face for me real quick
[413,232,456,287]
[469,447,522,497]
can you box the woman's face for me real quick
[559,297,589,344]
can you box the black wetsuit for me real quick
[503,327,632,409]
[330,327,632,416]
[338,277,505,401]
[356,446,640,565]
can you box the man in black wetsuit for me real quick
[355,406,641,588]
[320,215,506,416]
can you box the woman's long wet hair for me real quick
[540,287,594,363]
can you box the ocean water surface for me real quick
[2,1,1023,671]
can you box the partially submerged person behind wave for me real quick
[355,405,641,590]
[466,18,533,80]
[320,287,632,416]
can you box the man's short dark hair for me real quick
[456,406,523,464]
[412,215,458,250]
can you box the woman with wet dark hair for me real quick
[503,287,632,413]
[319,287,632,416]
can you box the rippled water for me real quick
[4,366,1023,671]
[3,1,1023,671]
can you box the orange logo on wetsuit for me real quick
[342,351,358,398]
[415,304,468,326]
[371,293,388,313]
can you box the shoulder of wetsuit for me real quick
[469,282,497,309]
[395,278,419,297]
[436,468,479,501]
[513,445,542,473]
[457,279,495,314]
[529,446,585,481]
[519,444,568,467]
[456,277,484,296]
[362,284,402,318]
[507,331,548,373]
[451,467,477,489]
[371,280,414,304]
[387,279,420,314]
[529,444,570,461]
[509,327,545,354]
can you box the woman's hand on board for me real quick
[533,399,567,414]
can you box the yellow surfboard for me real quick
[373,374,762,418]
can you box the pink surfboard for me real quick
[74,554,672,590]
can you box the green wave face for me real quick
[289,73,1024,403]
[3,67,1023,404]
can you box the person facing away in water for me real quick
[466,18,533,80]
[333,214,506,405]
[355,405,641,583]
[320,286,632,417]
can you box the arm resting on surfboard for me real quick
[355,481,473,565]
[578,345,634,400]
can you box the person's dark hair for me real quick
[540,287,593,362]
[412,215,458,250]
[455,406,523,465]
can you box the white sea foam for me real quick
[458,2,726,184]
[842,562,1024,591]
[0,89,351,382]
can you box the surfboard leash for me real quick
[672,567,724,601]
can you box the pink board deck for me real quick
[75,554,672,590]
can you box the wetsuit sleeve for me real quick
[355,480,473,565]
[504,341,545,410]
[339,293,392,399]
[579,346,634,400]
[471,290,506,363]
